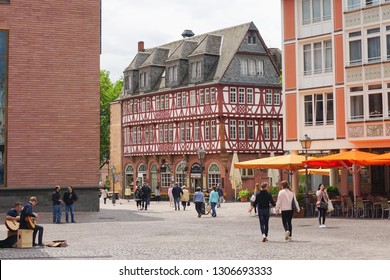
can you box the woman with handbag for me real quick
[316,183,329,228]
[275,181,300,242]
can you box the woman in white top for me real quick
[316,183,329,228]
[276,181,300,241]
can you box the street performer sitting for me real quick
[19,197,44,247]
[0,202,23,248]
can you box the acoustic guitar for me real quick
[5,219,19,231]
[25,216,36,230]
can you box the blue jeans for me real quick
[53,204,62,223]
[65,204,75,222]
[210,202,217,217]
[174,197,181,210]
[258,208,270,237]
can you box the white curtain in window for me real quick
[302,0,310,24]
[368,36,381,61]
[348,0,360,9]
[304,95,313,125]
[323,0,331,20]
[315,94,324,125]
[349,40,362,64]
[351,96,364,119]
[312,0,321,22]
[313,42,322,74]
[325,41,332,72]
[304,44,312,75]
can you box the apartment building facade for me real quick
[281,0,390,196]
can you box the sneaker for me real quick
[262,234,267,242]
[198,214,201,218]
[322,225,326,228]
[319,225,323,228]
[285,231,290,241]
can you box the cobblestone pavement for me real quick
[1,199,390,260]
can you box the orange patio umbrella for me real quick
[305,149,377,202]
[305,149,377,168]
[298,168,331,176]
[362,152,390,166]
[234,153,314,171]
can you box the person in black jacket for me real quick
[172,183,183,210]
[252,182,276,242]
[52,185,62,224]
[140,182,151,210]
[63,186,78,223]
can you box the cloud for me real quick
[100,0,281,81]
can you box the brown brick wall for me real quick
[0,1,100,189]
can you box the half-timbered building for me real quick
[113,22,283,199]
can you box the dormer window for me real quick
[248,35,256,44]
[140,72,148,88]
[191,61,202,79]
[168,66,178,83]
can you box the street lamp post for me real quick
[180,159,187,187]
[111,165,116,205]
[197,147,206,192]
[300,134,312,217]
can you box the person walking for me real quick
[180,186,190,211]
[52,185,62,224]
[275,181,300,242]
[102,187,109,204]
[193,187,204,218]
[209,186,220,217]
[249,183,260,215]
[252,182,275,242]
[168,185,173,207]
[63,186,78,223]
[140,182,151,210]
[216,184,224,208]
[155,185,161,202]
[134,185,142,210]
[172,183,183,210]
[316,183,329,228]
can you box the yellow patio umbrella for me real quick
[229,152,242,200]
[298,168,331,176]
[234,153,315,171]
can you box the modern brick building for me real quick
[281,0,390,196]
[0,0,101,211]
[110,22,283,200]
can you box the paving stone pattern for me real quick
[1,199,389,260]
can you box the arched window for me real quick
[175,164,185,187]
[125,164,134,188]
[137,164,147,185]
[150,163,158,191]
[208,163,221,190]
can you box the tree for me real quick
[100,70,123,167]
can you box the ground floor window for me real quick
[208,163,221,189]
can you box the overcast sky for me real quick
[100,0,282,82]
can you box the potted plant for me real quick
[237,189,252,202]
[294,186,305,218]
[326,185,339,199]
[269,186,279,201]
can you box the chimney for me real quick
[138,41,145,52]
